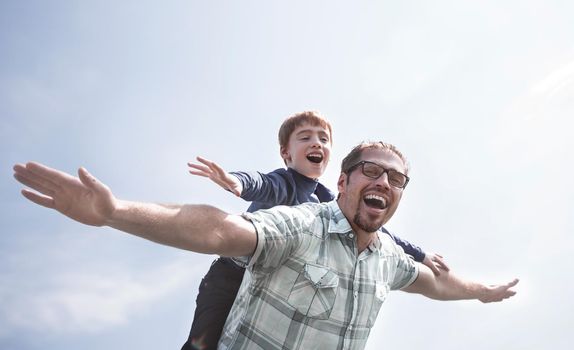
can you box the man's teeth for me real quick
[364,194,386,209]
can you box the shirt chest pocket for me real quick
[287,263,339,320]
[367,282,389,327]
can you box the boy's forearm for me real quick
[107,200,257,256]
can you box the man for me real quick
[13,141,518,350]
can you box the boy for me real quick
[181,111,448,350]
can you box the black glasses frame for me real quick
[346,160,410,189]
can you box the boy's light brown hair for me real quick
[278,111,333,150]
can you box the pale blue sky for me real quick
[2,1,573,349]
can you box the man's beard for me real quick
[353,211,383,233]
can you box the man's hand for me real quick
[422,252,450,276]
[478,278,520,303]
[13,162,116,226]
[188,156,243,197]
[403,262,519,303]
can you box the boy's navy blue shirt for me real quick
[230,167,426,262]
[231,167,334,212]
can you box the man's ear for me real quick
[337,173,347,194]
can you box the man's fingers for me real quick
[507,278,519,288]
[26,161,75,188]
[78,167,105,191]
[21,189,56,209]
[14,163,60,197]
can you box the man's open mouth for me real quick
[363,194,387,209]
[307,153,323,164]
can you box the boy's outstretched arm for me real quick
[403,263,519,303]
[13,162,256,257]
[188,156,243,197]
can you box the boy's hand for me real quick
[422,252,449,276]
[188,156,243,197]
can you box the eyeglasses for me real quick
[346,161,410,189]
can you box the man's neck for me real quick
[356,231,376,253]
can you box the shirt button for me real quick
[348,233,354,239]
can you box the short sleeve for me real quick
[240,205,312,277]
[384,236,419,290]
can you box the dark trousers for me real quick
[181,258,245,350]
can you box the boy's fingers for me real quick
[205,161,225,176]
[189,170,209,178]
[188,163,211,173]
[433,254,450,271]
[196,156,213,166]
[195,157,226,175]
[438,259,450,271]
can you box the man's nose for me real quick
[374,172,391,190]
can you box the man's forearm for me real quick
[420,268,486,300]
[108,200,257,256]
[403,264,518,303]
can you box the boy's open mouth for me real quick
[363,194,387,209]
[307,153,323,164]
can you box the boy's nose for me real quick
[310,136,322,147]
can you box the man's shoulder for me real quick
[264,200,332,216]
[246,201,334,224]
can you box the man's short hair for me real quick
[340,141,410,175]
[278,111,333,149]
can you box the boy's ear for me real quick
[280,146,291,162]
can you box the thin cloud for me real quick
[0,258,200,336]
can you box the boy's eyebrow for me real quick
[295,128,330,138]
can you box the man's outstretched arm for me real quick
[13,162,257,257]
[402,263,519,303]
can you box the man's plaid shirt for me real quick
[219,200,418,350]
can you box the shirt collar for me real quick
[326,200,382,252]
[326,200,353,234]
